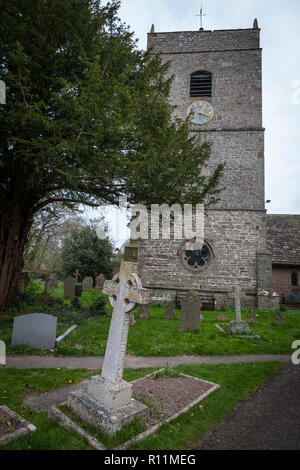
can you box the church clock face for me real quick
[187,100,214,126]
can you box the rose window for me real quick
[181,239,212,270]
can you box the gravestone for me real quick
[247,311,259,324]
[0,340,5,366]
[69,261,149,435]
[64,276,76,300]
[12,313,57,350]
[73,269,81,284]
[44,273,58,291]
[178,291,202,332]
[95,274,105,290]
[164,304,176,320]
[226,285,251,335]
[216,314,228,322]
[274,312,285,326]
[138,304,150,319]
[82,276,93,291]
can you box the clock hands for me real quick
[198,104,212,117]
[199,110,212,117]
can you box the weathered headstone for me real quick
[178,291,202,332]
[164,304,176,320]
[95,274,105,290]
[226,285,251,335]
[64,276,76,300]
[12,313,57,350]
[82,276,93,291]
[138,304,150,319]
[69,261,149,435]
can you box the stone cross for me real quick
[233,284,242,322]
[226,284,251,335]
[68,260,149,434]
[101,261,148,384]
[73,269,80,284]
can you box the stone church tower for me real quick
[137,20,276,309]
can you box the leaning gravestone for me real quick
[64,276,76,300]
[82,276,93,291]
[178,291,202,332]
[226,285,251,335]
[69,260,149,435]
[12,313,57,350]
[138,304,150,319]
[95,274,105,290]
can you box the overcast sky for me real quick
[96,0,300,245]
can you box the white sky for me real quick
[93,0,300,246]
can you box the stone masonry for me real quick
[137,22,274,309]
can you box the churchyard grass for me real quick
[0,361,284,450]
[1,287,299,356]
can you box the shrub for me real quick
[25,279,44,299]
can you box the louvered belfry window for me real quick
[190,71,212,97]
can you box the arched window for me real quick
[190,71,212,97]
[291,272,298,287]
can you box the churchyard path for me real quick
[4,353,290,369]
[195,361,300,450]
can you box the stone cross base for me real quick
[68,389,148,436]
[87,376,132,411]
[226,320,251,335]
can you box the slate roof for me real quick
[267,215,300,266]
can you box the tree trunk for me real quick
[0,205,33,312]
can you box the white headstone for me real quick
[0,340,6,366]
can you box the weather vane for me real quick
[196,4,206,30]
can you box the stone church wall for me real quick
[138,209,268,308]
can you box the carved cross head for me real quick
[103,261,149,313]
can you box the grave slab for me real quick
[0,405,37,445]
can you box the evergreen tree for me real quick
[60,220,116,280]
[0,0,224,310]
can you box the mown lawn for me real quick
[0,361,285,450]
[1,291,299,356]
